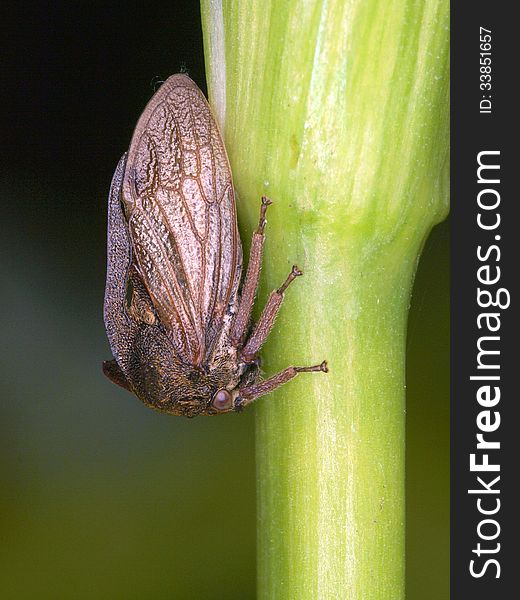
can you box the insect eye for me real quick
[212,389,233,411]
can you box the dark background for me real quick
[1,2,449,598]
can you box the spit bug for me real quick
[103,74,327,417]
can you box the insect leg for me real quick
[231,196,272,345]
[239,265,302,363]
[237,361,328,408]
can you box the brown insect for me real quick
[103,74,327,417]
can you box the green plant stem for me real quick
[201,1,449,598]
[256,247,415,599]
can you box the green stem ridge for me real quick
[201,1,449,598]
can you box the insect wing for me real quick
[121,75,241,366]
[104,152,135,369]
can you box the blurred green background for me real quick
[1,2,448,598]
